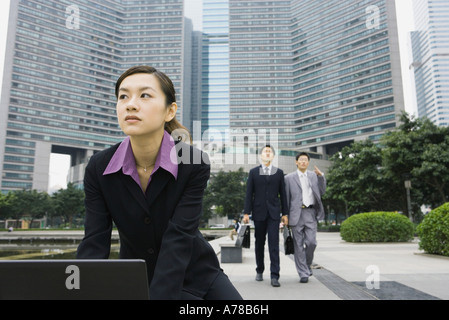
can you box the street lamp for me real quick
[403,174,413,223]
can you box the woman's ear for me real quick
[165,102,178,122]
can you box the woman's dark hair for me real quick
[115,65,191,142]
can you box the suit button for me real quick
[147,248,155,254]
[144,217,151,224]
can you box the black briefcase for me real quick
[284,227,294,255]
[235,224,251,248]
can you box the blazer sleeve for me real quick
[76,154,112,259]
[243,169,254,214]
[318,174,326,196]
[149,152,211,300]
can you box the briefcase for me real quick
[284,227,294,255]
[235,224,251,249]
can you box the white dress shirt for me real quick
[263,164,272,175]
[297,169,314,207]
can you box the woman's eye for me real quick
[118,94,128,100]
[141,93,151,98]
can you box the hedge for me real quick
[340,211,414,242]
[417,202,449,257]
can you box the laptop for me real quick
[0,259,149,300]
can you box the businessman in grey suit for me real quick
[283,152,326,283]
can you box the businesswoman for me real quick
[77,66,242,300]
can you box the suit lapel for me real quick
[120,173,149,214]
[164,163,185,218]
[118,168,175,214]
[258,166,267,183]
[308,172,320,200]
[293,172,302,191]
[146,169,173,208]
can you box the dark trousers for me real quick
[180,271,243,300]
[254,217,280,280]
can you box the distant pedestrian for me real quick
[284,152,326,283]
[229,219,240,240]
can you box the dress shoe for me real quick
[271,278,280,287]
[255,273,263,281]
[300,277,309,283]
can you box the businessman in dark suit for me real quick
[77,66,242,300]
[243,145,288,287]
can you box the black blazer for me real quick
[76,141,221,300]
[244,166,288,221]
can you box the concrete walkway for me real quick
[2,230,448,300]
[211,231,449,300]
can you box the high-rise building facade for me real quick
[411,0,449,127]
[228,0,404,156]
[0,0,189,193]
[201,0,230,140]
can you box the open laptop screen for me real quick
[0,259,149,300]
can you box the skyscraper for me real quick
[201,0,230,140]
[0,0,189,193]
[228,0,404,156]
[411,0,449,127]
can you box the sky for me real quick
[0,0,417,191]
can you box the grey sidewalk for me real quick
[212,231,449,300]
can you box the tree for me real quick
[203,168,248,220]
[412,134,449,204]
[7,189,53,228]
[381,112,449,214]
[324,112,449,221]
[52,182,85,228]
[324,140,399,215]
[0,192,16,221]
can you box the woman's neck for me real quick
[129,130,164,168]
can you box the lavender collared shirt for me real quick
[103,130,178,191]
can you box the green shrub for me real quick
[417,203,449,257]
[340,211,414,242]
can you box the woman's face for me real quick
[116,73,176,138]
